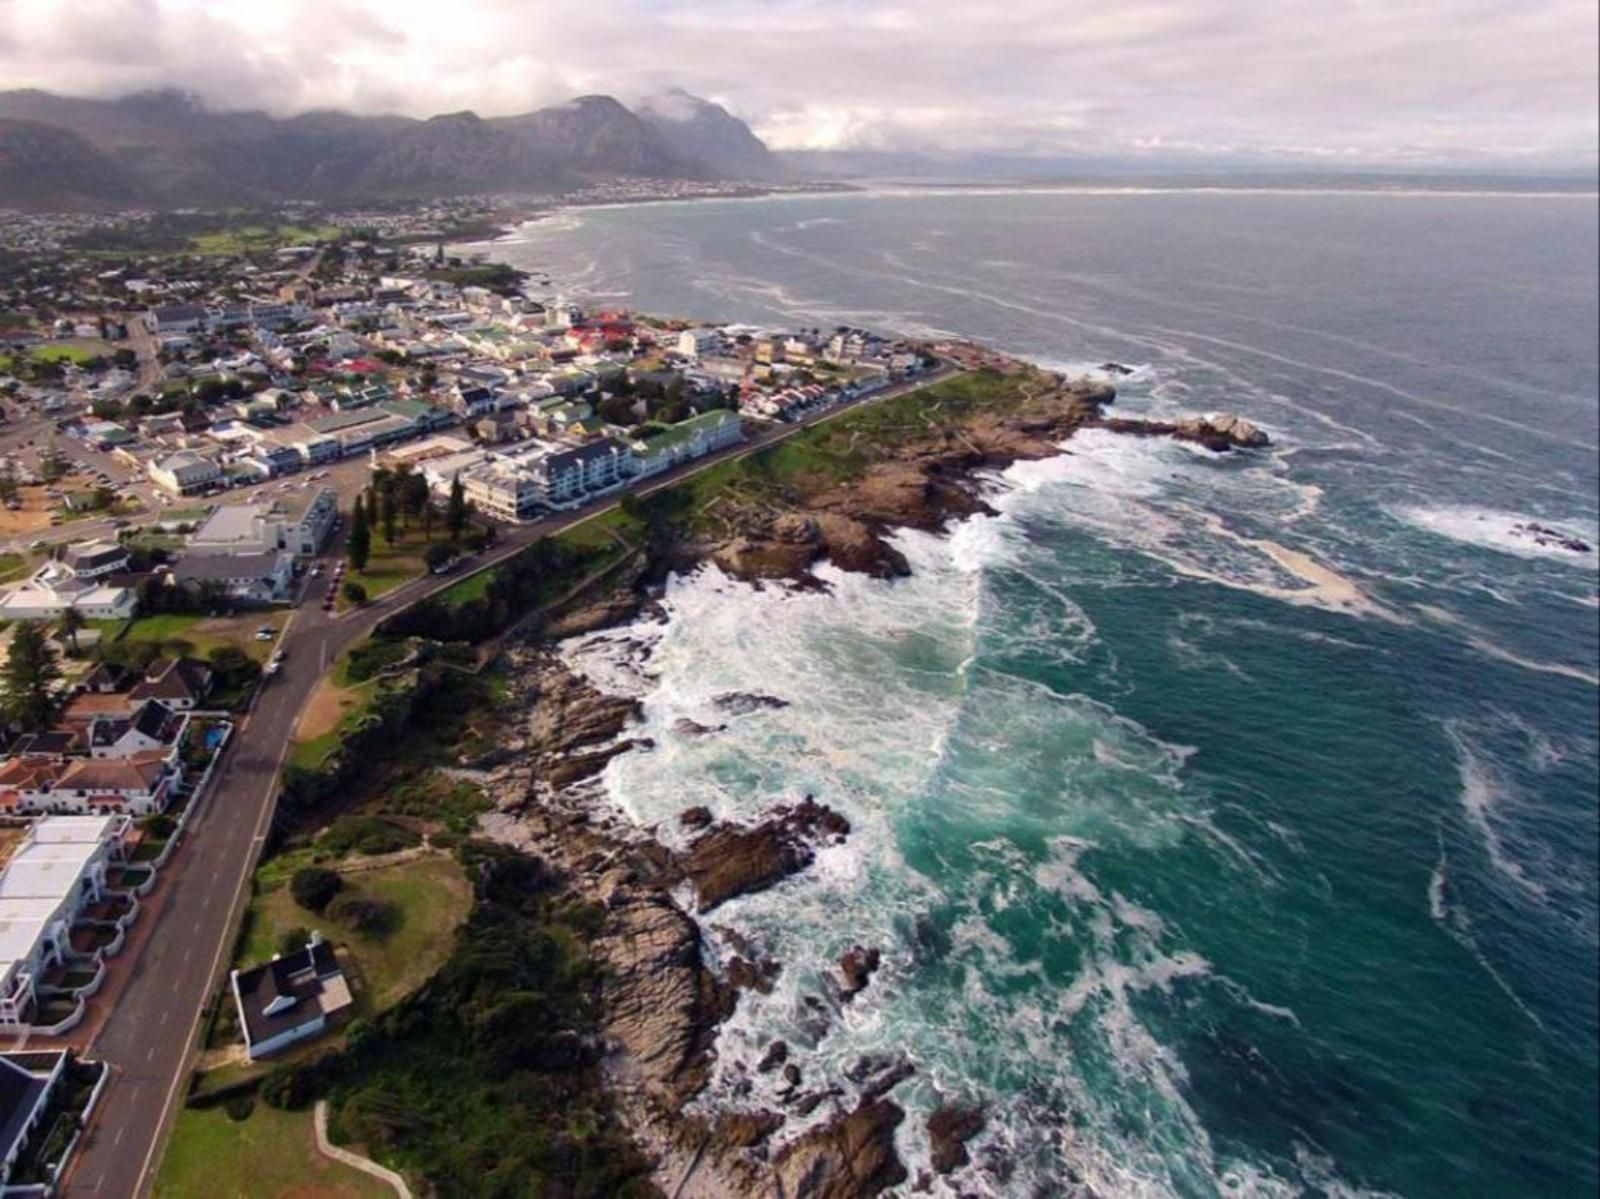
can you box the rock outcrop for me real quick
[680,798,851,912]
[772,1099,909,1199]
[927,1102,985,1174]
[837,945,881,1001]
[595,889,723,1102]
[1098,411,1270,452]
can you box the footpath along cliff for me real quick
[472,364,1271,1195]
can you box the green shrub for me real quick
[223,1094,255,1122]
[327,892,396,935]
[320,816,420,857]
[277,926,311,958]
[289,867,342,913]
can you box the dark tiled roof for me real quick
[234,941,346,1047]
[130,658,212,705]
[0,1054,53,1169]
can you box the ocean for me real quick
[482,187,1600,1197]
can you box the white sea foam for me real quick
[559,512,1371,1194]
[1394,504,1600,567]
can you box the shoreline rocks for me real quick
[476,371,1289,1195]
[680,797,851,912]
[1097,411,1270,451]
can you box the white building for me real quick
[0,541,135,622]
[0,815,131,1032]
[676,327,722,360]
[629,409,745,478]
[172,551,294,603]
[148,450,222,496]
[188,488,336,558]
[230,932,353,1059]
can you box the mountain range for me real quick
[0,87,789,211]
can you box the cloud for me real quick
[0,0,1594,166]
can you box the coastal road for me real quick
[61,361,960,1198]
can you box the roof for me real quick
[548,438,630,470]
[173,552,285,584]
[0,1054,53,1165]
[192,504,271,548]
[234,939,352,1048]
[57,755,167,793]
[130,658,212,705]
[88,699,178,749]
[60,540,127,572]
[150,304,207,321]
[60,692,138,724]
[637,409,739,454]
[81,662,129,691]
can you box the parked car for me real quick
[254,626,275,641]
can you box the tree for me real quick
[380,486,398,547]
[289,867,342,913]
[327,892,394,934]
[347,496,371,573]
[277,926,311,958]
[207,643,260,690]
[342,580,368,605]
[2,623,61,732]
[446,474,468,542]
[55,607,86,654]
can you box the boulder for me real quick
[679,798,851,912]
[772,1099,908,1198]
[837,945,882,1000]
[679,805,714,830]
[926,1103,985,1174]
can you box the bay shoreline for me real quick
[463,362,1273,1195]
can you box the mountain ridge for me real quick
[0,87,786,210]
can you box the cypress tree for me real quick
[348,495,372,573]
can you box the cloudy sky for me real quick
[2,0,1596,166]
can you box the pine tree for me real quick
[447,474,468,542]
[2,622,61,732]
[348,495,372,573]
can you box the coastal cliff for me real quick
[472,364,1273,1194]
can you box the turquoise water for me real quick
[493,189,1599,1196]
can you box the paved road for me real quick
[61,363,958,1197]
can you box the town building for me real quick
[171,551,294,604]
[186,488,335,559]
[230,932,353,1059]
[0,1049,69,1187]
[0,816,132,1033]
[0,542,136,622]
[148,450,222,496]
[630,409,744,478]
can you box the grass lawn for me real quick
[0,553,30,584]
[121,610,288,663]
[240,855,471,1014]
[189,223,339,255]
[155,1102,395,1199]
[29,340,112,366]
[290,648,381,769]
[338,526,448,611]
[437,506,642,611]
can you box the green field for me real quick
[119,610,287,663]
[189,224,339,255]
[339,526,446,610]
[30,341,109,365]
[436,506,641,611]
[0,553,30,584]
[239,854,471,1014]
[155,1102,394,1199]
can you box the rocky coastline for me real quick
[470,368,1273,1195]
